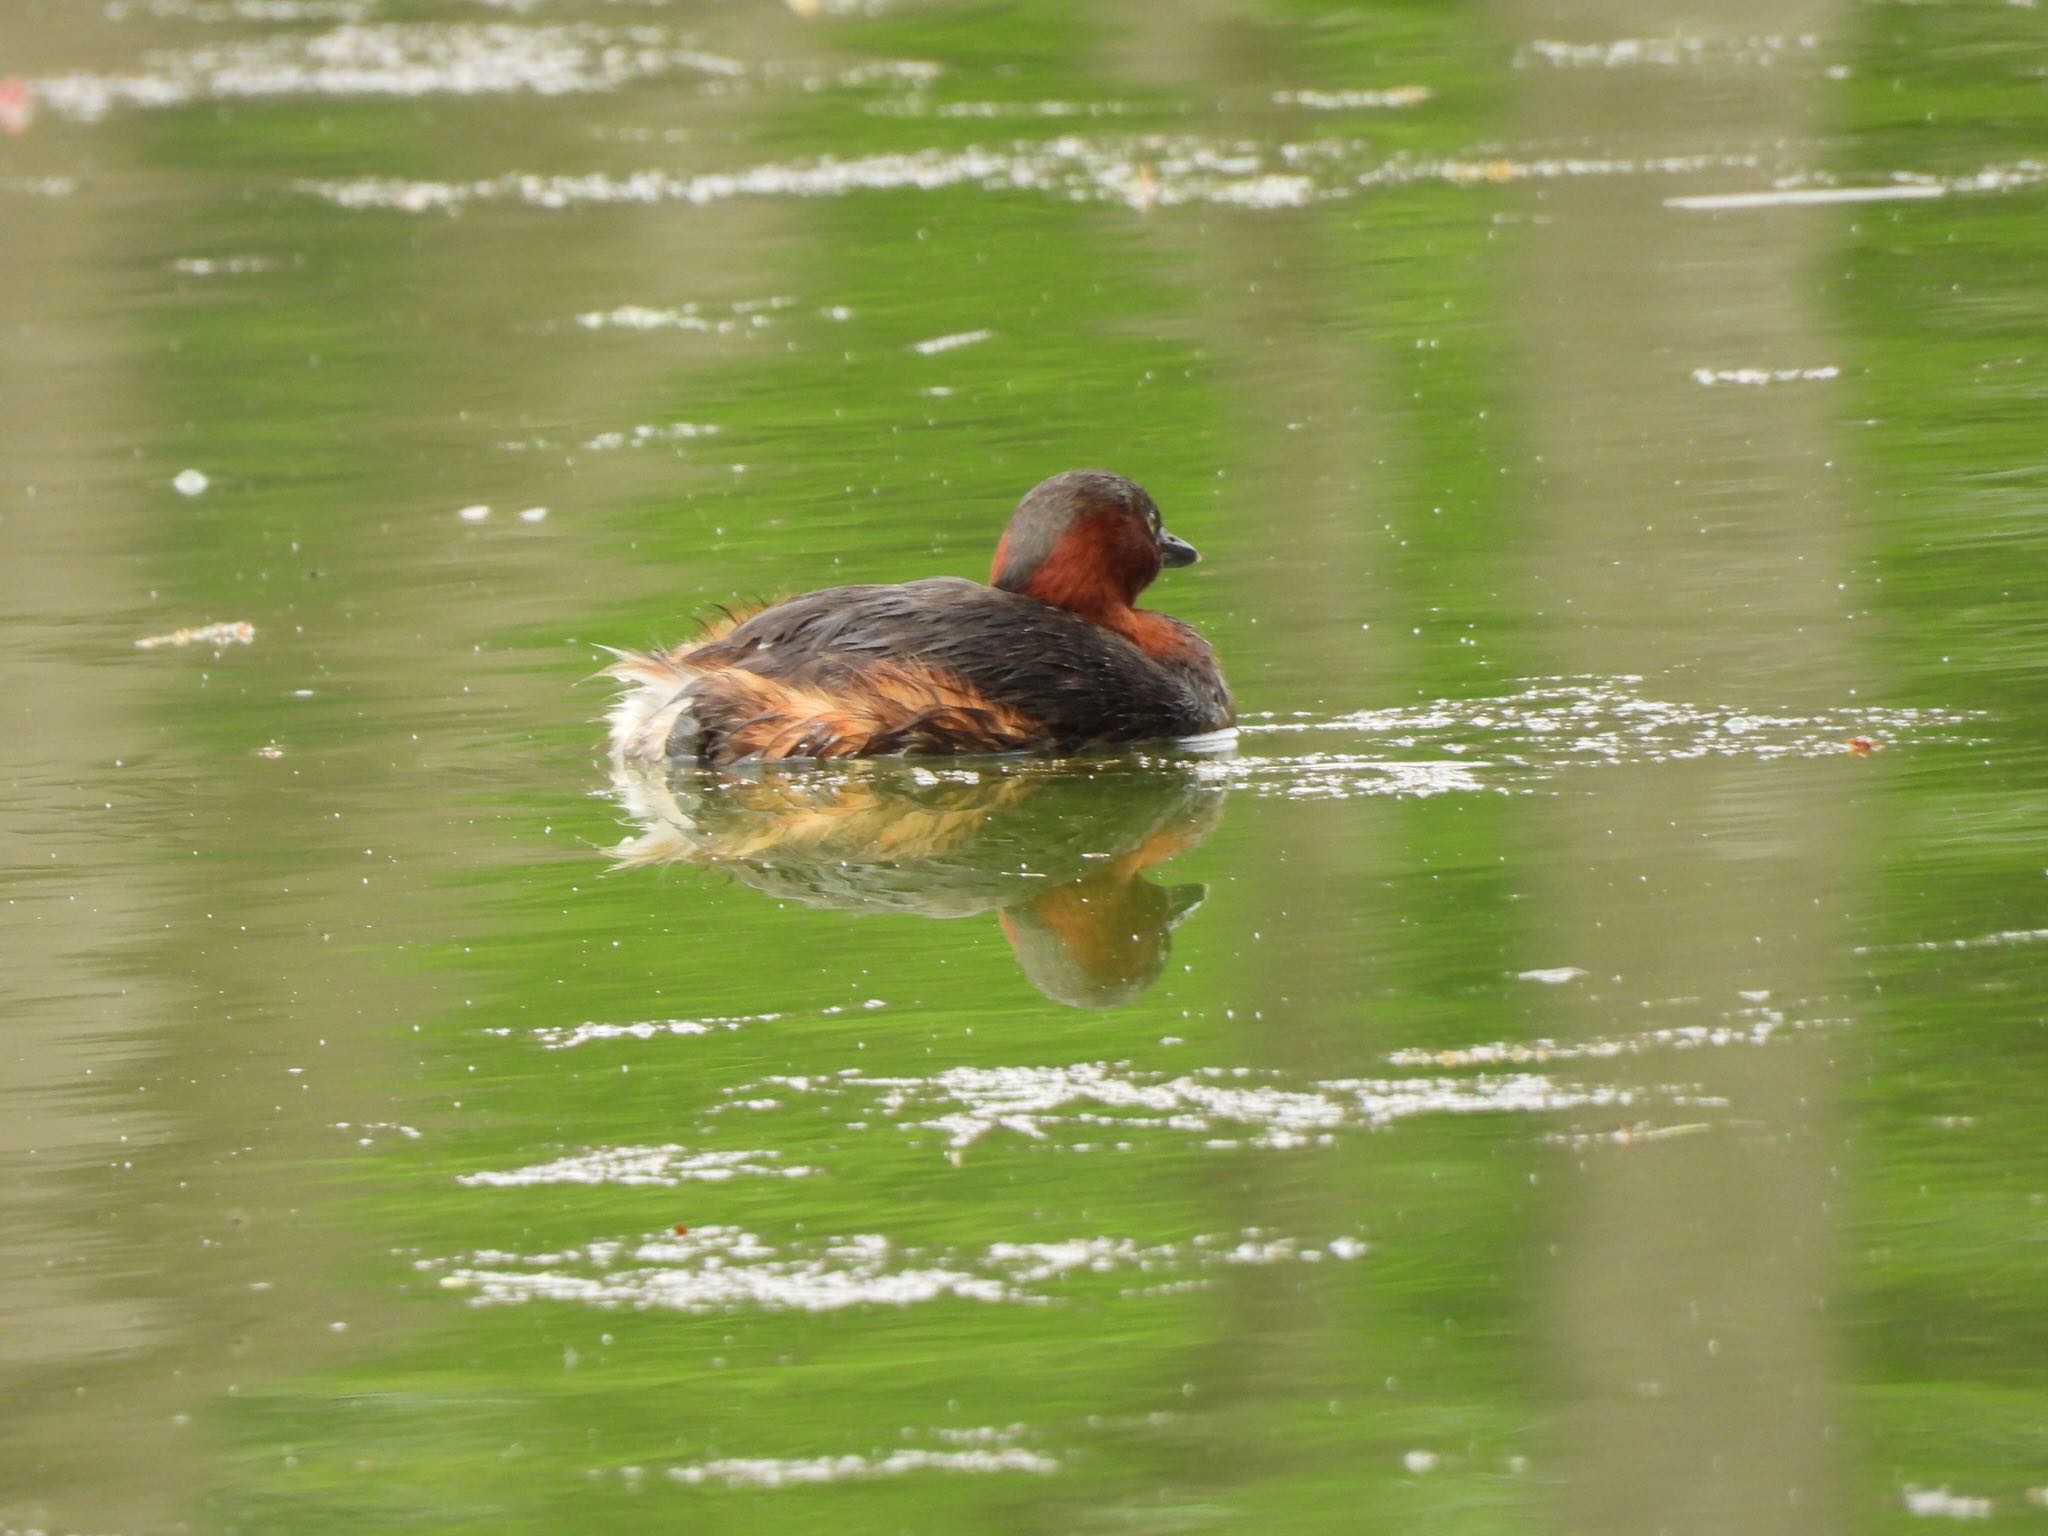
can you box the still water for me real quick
[3,0,2044,1531]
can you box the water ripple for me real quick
[429,1223,1371,1313]
[457,1146,815,1187]
[715,1061,1674,1151]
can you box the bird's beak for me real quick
[1157,528,1200,568]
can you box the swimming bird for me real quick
[605,469,1233,766]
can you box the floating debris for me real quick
[579,422,720,452]
[1691,365,1840,386]
[457,504,490,522]
[172,255,275,275]
[1515,966,1588,984]
[105,0,374,19]
[866,97,1138,120]
[0,76,33,135]
[518,506,548,523]
[779,0,925,23]
[172,468,210,495]
[255,742,285,759]
[910,328,994,355]
[574,297,793,333]
[1667,184,1945,210]
[1901,1486,1993,1520]
[333,1119,420,1144]
[1546,1121,1715,1150]
[666,1445,1057,1488]
[1272,86,1430,109]
[134,619,254,650]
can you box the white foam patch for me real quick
[134,619,254,650]
[429,1222,1371,1313]
[1516,35,1824,70]
[1387,1000,1838,1069]
[579,422,722,452]
[780,0,924,16]
[292,142,1779,216]
[576,296,794,333]
[106,0,372,20]
[1515,967,1588,985]
[497,422,723,456]
[457,1146,815,1187]
[1668,184,1947,210]
[0,177,78,198]
[1186,756,1491,801]
[333,1120,423,1146]
[33,23,747,121]
[910,327,995,355]
[1691,365,1840,386]
[1902,1486,1994,1520]
[172,255,277,275]
[1233,679,1980,790]
[1547,1121,1716,1150]
[719,1061,1674,1151]
[1853,927,2048,957]
[1272,86,1431,109]
[528,1010,780,1050]
[866,97,1139,120]
[664,1446,1057,1487]
[1666,162,2048,209]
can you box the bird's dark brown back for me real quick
[686,577,1230,750]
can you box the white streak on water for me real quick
[1852,927,2048,957]
[1232,681,1982,794]
[665,1447,1059,1486]
[530,1010,782,1049]
[430,1223,1370,1313]
[1272,86,1431,109]
[910,328,995,355]
[457,1146,815,1187]
[1517,35,1823,69]
[576,297,794,333]
[721,1061,1673,1151]
[1667,184,1946,210]
[33,23,747,121]
[1388,1001,1837,1070]
[292,143,1778,216]
[1691,365,1840,385]
[579,421,721,451]
[1902,1486,1994,1520]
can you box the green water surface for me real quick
[2,1,2044,1532]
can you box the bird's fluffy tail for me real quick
[603,646,1051,766]
[601,645,702,765]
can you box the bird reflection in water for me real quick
[607,758,1225,1008]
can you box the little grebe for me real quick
[606,470,1233,765]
